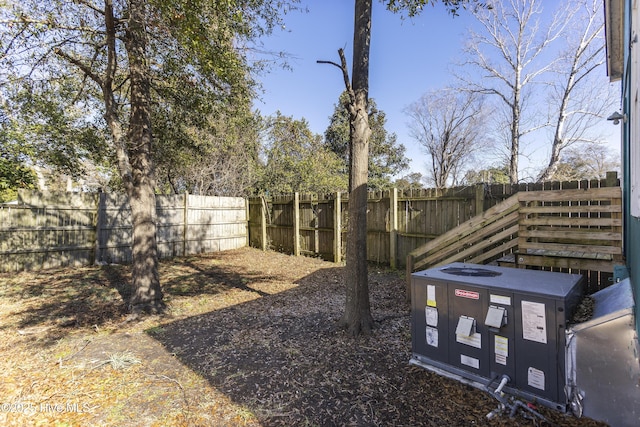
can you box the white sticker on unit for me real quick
[425,306,438,327]
[426,326,439,348]
[528,367,546,390]
[461,354,480,369]
[456,332,482,349]
[495,354,507,366]
[495,335,509,357]
[521,301,547,344]
[490,294,512,306]
[427,285,436,307]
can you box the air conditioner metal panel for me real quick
[411,262,583,411]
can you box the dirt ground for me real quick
[0,247,608,426]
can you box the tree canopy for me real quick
[406,89,488,189]
[257,112,347,194]
[325,92,409,190]
[0,0,295,175]
[536,0,614,182]
[0,0,299,312]
[0,158,37,202]
[463,165,510,185]
[450,0,614,184]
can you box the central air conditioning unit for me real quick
[410,262,583,412]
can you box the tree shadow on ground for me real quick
[150,266,535,427]
[0,265,130,344]
[150,263,608,427]
[160,255,271,298]
[0,247,608,426]
[0,253,281,348]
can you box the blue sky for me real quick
[253,0,621,180]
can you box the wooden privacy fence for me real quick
[247,187,486,268]
[406,186,623,293]
[0,191,247,272]
[247,172,620,275]
[1,172,621,283]
[405,194,521,273]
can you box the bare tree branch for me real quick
[537,0,613,182]
[318,48,355,114]
[54,47,104,87]
[406,88,490,188]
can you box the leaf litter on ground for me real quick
[0,247,608,426]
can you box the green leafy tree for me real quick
[2,80,109,180]
[1,92,41,201]
[258,112,347,194]
[463,165,511,184]
[152,83,262,196]
[394,172,425,190]
[325,92,409,190]
[0,158,37,202]
[0,98,36,203]
[1,0,296,313]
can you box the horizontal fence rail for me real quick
[405,194,521,273]
[516,186,623,276]
[248,173,619,264]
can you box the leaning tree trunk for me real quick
[122,0,164,313]
[509,94,520,185]
[538,83,571,182]
[339,0,374,336]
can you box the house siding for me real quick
[618,0,640,332]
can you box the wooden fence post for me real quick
[406,254,414,302]
[183,191,189,256]
[245,198,250,247]
[475,183,485,216]
[334,192,342,263]
[260,197,268,251]
[94,192,106,264]
[390,188,398,269]
[293,192,300,256]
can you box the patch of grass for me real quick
[106,351,141,370]
[235,406,258,423]
[146,325,165,335]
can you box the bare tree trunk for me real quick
[123,0,163,314]
[537,0,608,183]
[338,0,374,336]
[538,128,564,182]
[510,97,520,185]
[459,0,566,185]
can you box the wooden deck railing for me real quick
[406,187,623,294]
